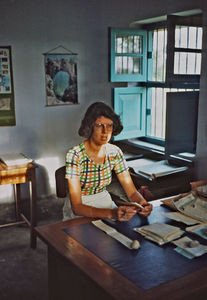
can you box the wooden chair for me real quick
[55,166,67,198]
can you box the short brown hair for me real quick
[78,102,123,138]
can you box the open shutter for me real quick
[113,87,146,141]
[110,28,148,82]
[165,91,199,156]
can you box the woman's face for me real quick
[90,116,113,145]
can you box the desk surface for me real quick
[36,200,207,300]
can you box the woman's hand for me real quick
[115,206,137,221]
[135,202,153,217]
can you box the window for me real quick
[166,14,202,82]
[151,28,167,82]
[111,11,202,156]
[174,26,202,75]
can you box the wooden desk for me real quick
[36,201,207,300]
[0,162,38,248]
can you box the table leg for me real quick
[30,168,37,249]
[13,184,21,221]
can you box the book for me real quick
[134,222,184,245]
[131,160,188,180]
[0,152,33,168]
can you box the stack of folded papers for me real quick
[134,222,184,245]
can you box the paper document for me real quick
[186,224,207,240]
[92,220,140,250]
[161,211,199,225]
[197,184,207,198]
[172,192,207,223]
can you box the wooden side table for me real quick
[0,162,38,248]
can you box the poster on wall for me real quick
[44,46,78,106]
[0,46,15,126]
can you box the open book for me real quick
[131,160,188,180]
[134,222,184,245]
[0,152,33,168]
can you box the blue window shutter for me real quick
[110,28,148,82]
[113,87,146,141]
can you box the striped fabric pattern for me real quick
[65,143,128,195]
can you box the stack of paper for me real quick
[134,222,184,245]
[0,152,33,168]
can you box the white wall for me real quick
[0,0,206,203]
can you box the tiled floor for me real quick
[1,225,48,300]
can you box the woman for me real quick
[65,102,152,221]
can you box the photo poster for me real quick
[44,53,78,106]
[0,46,15,126]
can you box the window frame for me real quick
[166,14,202,83]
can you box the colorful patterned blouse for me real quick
[65,143,128,195]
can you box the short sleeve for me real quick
[113,146,128,174]
[65,149,80,179]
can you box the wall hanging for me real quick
[0,46,15,126]
[43,45,78,106]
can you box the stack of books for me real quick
[134,222,184,245]
[0,152,33,169]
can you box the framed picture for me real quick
[0,46,15,126]
[44,52,78,106]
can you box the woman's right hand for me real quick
[114,206,137,221]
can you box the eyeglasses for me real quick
[94,123,113,132]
